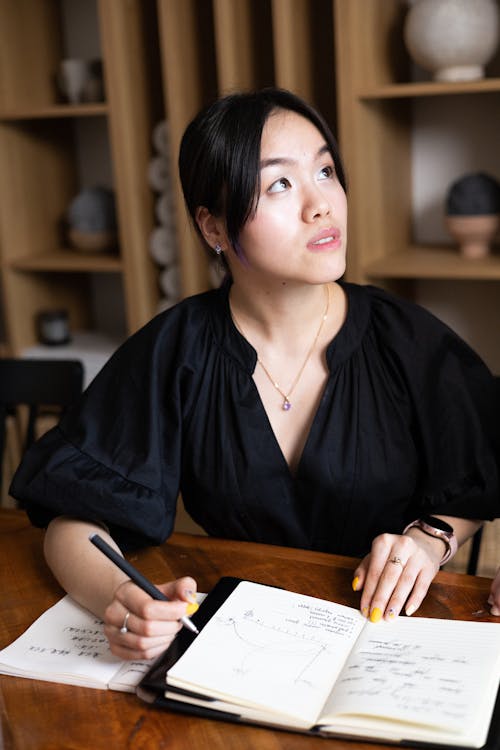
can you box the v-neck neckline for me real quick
[216,282,356,479]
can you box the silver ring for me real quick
[120,611,130,634]
[389,556,404,569]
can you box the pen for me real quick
[89,532,199,635]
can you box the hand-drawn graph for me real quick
[211,599,359,691]
[217,612,329,686]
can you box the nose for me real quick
[301,182,331,222]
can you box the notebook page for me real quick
[167,581,366,726]
[321,615,500,735]
[0,595,127,688]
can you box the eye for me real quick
[318,165,334,180]
[268,177,291,194]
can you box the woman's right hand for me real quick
[103,576,198,660]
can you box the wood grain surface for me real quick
[0,508,495,750]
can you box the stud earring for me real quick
[214,243,222,255]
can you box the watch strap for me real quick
[403,518,458,565]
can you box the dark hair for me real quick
[178,87,346,263]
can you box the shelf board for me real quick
[0,103,108,121]
[359,78,500,100]
[9,250,122,273]
[364,246,500,280]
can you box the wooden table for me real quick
[0,508,497,750]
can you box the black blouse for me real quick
[11,282,499,555]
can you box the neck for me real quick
[230,282,334,414]
[229,281,334,344]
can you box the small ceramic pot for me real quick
[445,214,499,259]
[68,228,117,253]
[445,173,500,257]
[37,309,71,346]
[67,187,117,252]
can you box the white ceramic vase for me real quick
[404,0,500,82]
[58,59,91,104]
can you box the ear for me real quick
[195,206,228,252]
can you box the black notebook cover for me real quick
[136,577,500,749]
[138,577,244,695]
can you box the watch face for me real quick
[421,515,454,534]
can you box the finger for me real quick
[105,620,181,645]
[359,534,394,617]
[351,560,367,593]
[157,576,199,615]
[107,628,181,661]
[363,556,412,622]
[385,561,434,619]
[106,607,184,639]
[160,576,198,603]
[105,601,189,648]
[112,579,196,623]
[375,559,415,621]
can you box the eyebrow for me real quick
[259,143,330,170]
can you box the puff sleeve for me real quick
[367,286,499,521]
[10,306,198,550]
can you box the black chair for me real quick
[0,358,84,495]
[466,375,500,575]
[467,529,483,575]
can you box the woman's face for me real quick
[228,109,347,287]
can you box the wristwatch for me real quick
[403,515,458,565]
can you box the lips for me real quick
[308,228,341,250]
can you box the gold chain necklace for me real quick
[231,285,330,412]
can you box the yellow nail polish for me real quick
[361,607,369,617]
[185,601,199,616]
[369,607,382,623]
[388,608,396,619]
[352,576,359,592]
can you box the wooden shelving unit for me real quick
[334,0,500,291]
[0,0,161,356]
[1,0,497,362]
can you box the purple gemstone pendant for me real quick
[282,398,292,411]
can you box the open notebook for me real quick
[138,578,500,749]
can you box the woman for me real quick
[11,88,499,659]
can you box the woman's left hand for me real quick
[352,532,443,622]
